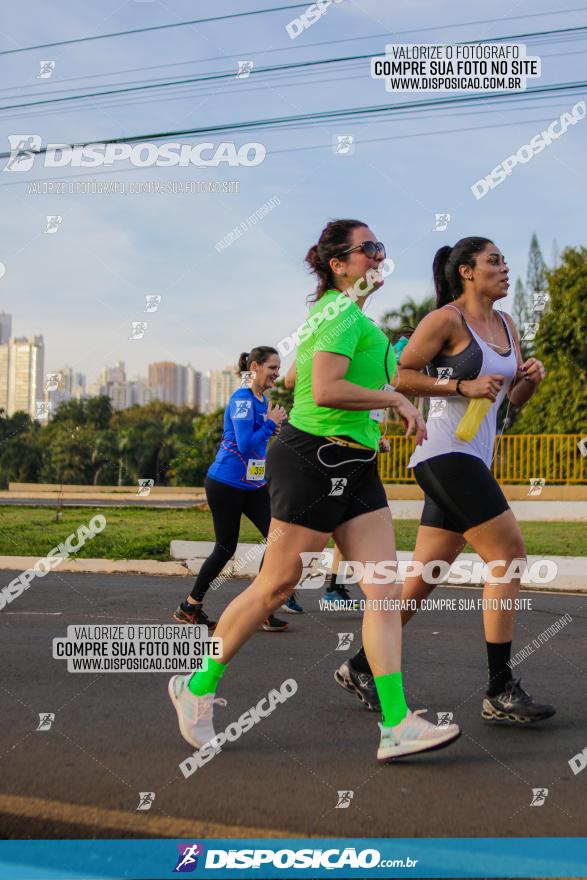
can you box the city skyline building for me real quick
[0,335,45,419]
[0,314,242,418]
[0,312,12,344]
[207,366,241,412]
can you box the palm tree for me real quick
[116,428,136,486]
[379,295,435,341]
[379,295,435,419]
[91,431,117,485]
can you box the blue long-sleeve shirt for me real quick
[207,388,277,490]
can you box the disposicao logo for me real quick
[174,843,204,872]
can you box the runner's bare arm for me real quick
[394,308,465,397]
[312,351,412,411]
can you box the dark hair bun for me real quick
[305,244,319,269]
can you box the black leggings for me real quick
[189,476,271,602]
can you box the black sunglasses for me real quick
[337,241,386,260]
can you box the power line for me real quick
[0,4,311,57]
[3,45,584,125]
[1,25,586,114]
[1,80,584,162]
[2,6,586,95]
[0,110,571,189]
[5,29,586,104]
[0,53,373,112]
[0,3,587,62]
[6,62,574,127]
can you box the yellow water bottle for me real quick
[455,398,492,442]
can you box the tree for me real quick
[0,409,32,440]
[115,427,136,486]
[50,398,87,425]
[524,233,548,356]
[111,402,195,486]
[90,430,119,485]
[86,396,114,429]
[40,424,98,484]
[268,377,294,410]
[0,432,42,486]
[379,296,435,342]
[168,410,224,486]
[50,396,113,429]
[527,233,547,303]
[511,278,532,361]
[511,245,587,434]
[512,277,529,332]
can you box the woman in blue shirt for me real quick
[174,346,289,632]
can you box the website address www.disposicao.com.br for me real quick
[198,847,418,870]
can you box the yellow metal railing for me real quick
[378,434,587,484]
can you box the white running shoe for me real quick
[168,675,227,749]
[377,709,461,762]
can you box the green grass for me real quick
[0,506,585,559]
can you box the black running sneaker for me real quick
[482,678,556,724]
[334,660,380,711]
[173,602,217,631]
[261,614,288,632]
[324,583,360,610]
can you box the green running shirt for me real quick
[289,289,397,450]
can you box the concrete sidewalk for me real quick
[0,543,585,591]
[389,499,587,521]
[2,493,584,518]
[3,484,586,517]
[169,541,587,593]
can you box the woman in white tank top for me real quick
[342,237,555,725]
[407,303,518,469]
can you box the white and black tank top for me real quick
[408,306,518,469]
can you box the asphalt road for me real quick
[1,572,585,840]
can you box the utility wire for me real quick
[0,3,311,56]
[2,6,586,95]
[1,80,584,161]
[2,4,587,59]
[5,28,587,104]
[0,111,570,188]
[1,25,586,113]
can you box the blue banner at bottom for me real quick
[0,838,585,879]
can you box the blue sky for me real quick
[0,0,585,384]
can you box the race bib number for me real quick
[246,459,266,481]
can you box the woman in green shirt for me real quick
[168,219,461,762]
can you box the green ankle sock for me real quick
[188,657,227,697]
[374,671,409,727]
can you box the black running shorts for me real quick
[413,452,510,534]
[267,423,389,532]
